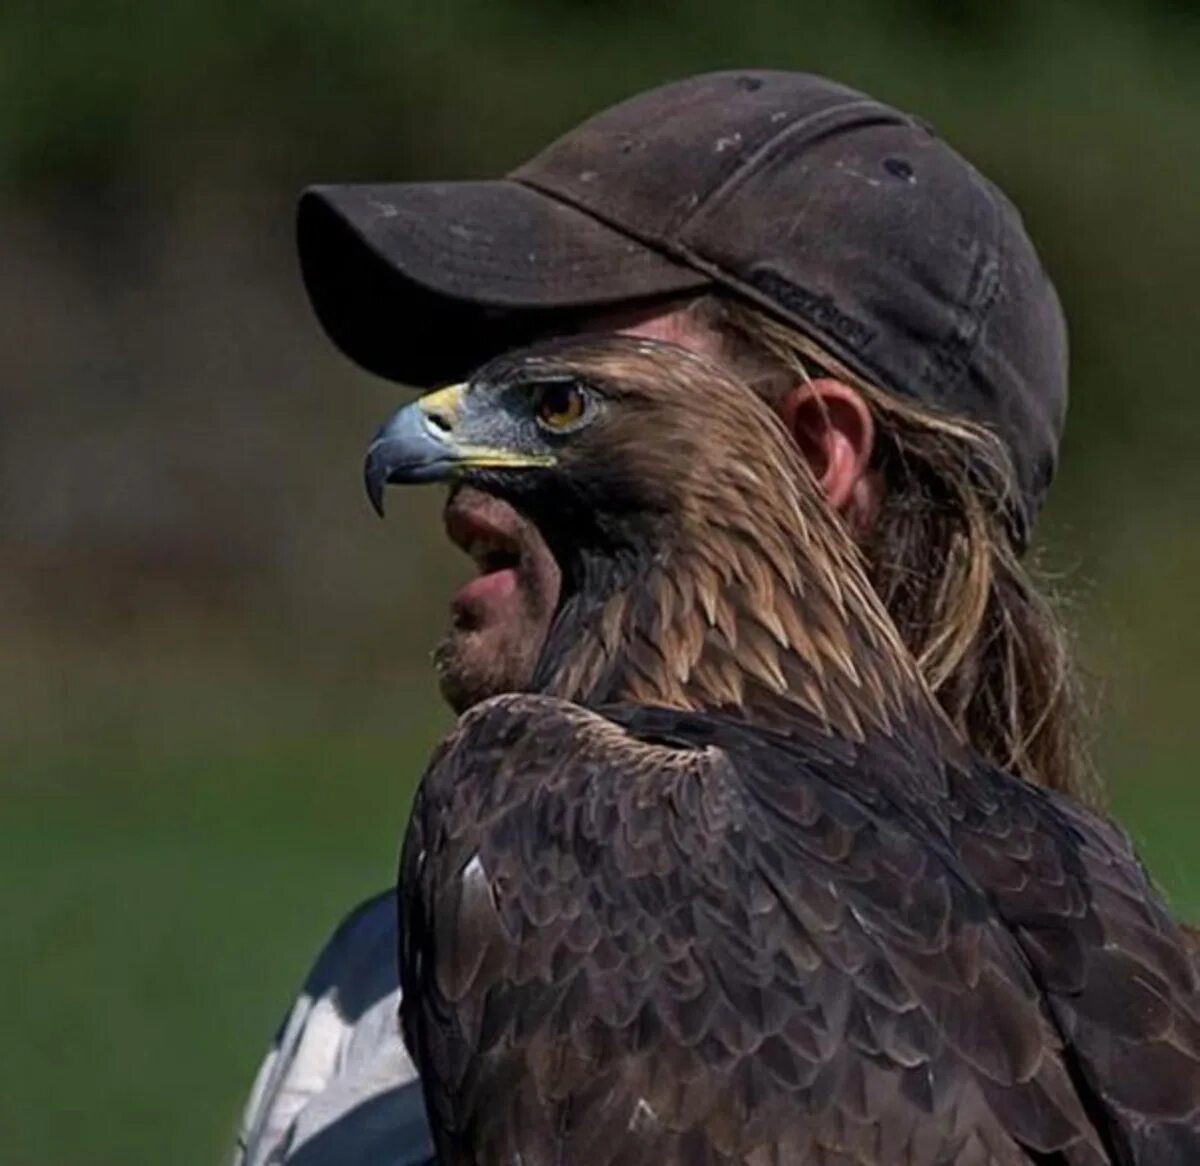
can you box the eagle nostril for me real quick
[426,410,454,435]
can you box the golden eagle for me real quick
[365,337,1200,1165]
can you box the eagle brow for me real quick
[521,373,612,401]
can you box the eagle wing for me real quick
[935,761,1200,1164]
[399,694,1107,1166]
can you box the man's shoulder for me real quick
[236,890,426,1166]
[304,890,401,1025]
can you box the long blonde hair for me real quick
[692,295,1096,804]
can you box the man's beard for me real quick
[432,577,558,714]
[433,634,521,714]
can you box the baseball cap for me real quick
[297,70,1068,539]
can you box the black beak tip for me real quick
[363,452,387,519]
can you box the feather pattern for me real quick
[402,697,1119,1165]
[392,338,1200,1164]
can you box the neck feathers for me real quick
[535,457,934,742]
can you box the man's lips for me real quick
[444,504,522,575]
[443,494,526,629]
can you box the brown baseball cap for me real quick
[298,70,1068,540]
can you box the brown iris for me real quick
[532,381,587,431]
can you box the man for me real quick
[234,70,1084,1165]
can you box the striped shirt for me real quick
[233,892,435,1165]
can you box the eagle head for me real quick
[363,335,923,729]
[364,336,807,570]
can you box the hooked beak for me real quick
[363,383,553,516]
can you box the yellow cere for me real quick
[418,382,466,427]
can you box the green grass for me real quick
[1111,761,1200,921]
[0,671,445,1166]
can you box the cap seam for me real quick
[512,100,914,262]
[672,99,917,240]
[919,170,1004,401]
[510,174,698,270]
[306,184,707,306]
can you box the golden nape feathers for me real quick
[491,338,931,740]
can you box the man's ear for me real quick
[776,378,883,533]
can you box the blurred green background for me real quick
[2,1,1197,1162]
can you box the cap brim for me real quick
[297,181,710,387]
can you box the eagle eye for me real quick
[531,380,590,433]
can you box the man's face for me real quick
[433,304,727,713]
